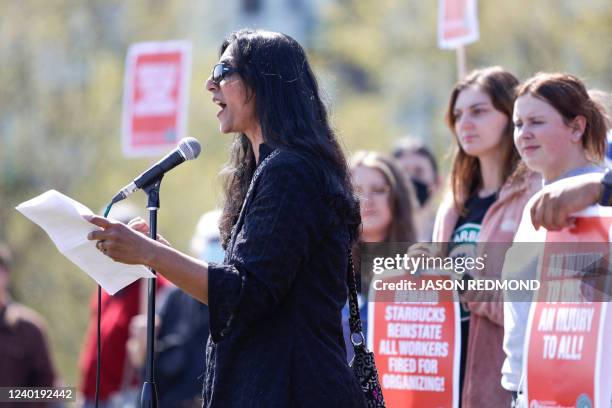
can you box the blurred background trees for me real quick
[1,0,611,385]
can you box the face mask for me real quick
[411,178,430,207]
[201,239,225,263]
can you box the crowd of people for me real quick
[1,28,611,408]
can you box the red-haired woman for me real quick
[503,73,609,406]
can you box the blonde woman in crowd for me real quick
[342,151,417,360]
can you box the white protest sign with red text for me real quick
[122,41,192,157]
[524,206,612,408]
[437,0,479,49]
[368,274,460,407]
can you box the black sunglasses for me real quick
[211,63,239,85]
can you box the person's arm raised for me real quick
[85,215,209,304]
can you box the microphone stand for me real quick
[140,178,162,408]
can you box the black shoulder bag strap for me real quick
[347,250,386,407]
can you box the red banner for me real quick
[368,275,460,407]
[525,207,612,408]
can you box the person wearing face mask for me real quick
[125,210,224,407]
[392,137,442,241]
[342,151,417,361]
[84,29,367,407]
[502,73,609,407]
[433,67,541,407]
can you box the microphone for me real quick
[111,137,201,204]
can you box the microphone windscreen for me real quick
[179,137,202,160]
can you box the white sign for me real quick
[122,40,192,157]
[438,0,480,49]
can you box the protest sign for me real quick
[438,0,479,49]
[524,206,612,408]
[122,40,191,157]
[368,274,460,407]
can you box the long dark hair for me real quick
[218,29,359,247]
[445,66,521,213]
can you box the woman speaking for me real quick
[86,30,366,407]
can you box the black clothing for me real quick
[449,192,497,407]
[156,288,209,407]
[452,193,497,236]
[204,145,365,407]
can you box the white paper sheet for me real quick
[15,190,154,295]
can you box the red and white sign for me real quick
[122,41,192,157]
[368,275,460,407]
[524,206,612,408]
[438,0,479,49]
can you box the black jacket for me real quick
[203,145,365,407]
[156,287,209,407]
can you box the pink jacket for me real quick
[432,170,541,408]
